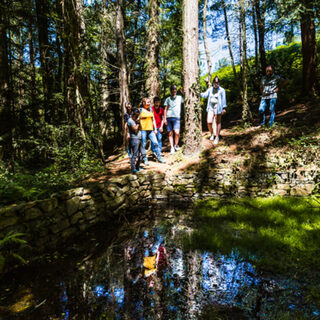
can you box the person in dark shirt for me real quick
[124,102,132,158]
[127,108,146,174]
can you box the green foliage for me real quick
[187,197,320,276]
[0,158,105,205]
[200,40,320,111]
[0,232,28,273]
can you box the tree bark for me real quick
[240,0,252,122]
[61,0,88,143]
[300,0,318,95]
[35,0,54,123]
[255,0,266,73]
[221,0,237,80]
[146,0,160,98]
[183,0,201,156]
[203,0,212,85]
[251,0,259,71]
[0,2,14,166]
[116,0,130,148]
[28,17,39,131]
[239,4,243,77]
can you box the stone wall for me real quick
[0,169,319,250]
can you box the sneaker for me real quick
[170,147,175,155]
[213,137,219,145]
[174,145,180,151]
[136,166,143,172]
[209,134,215,141]
[144,158,149,166]
[131,169,138,174]
[160,152,165,157]
[157,157,166,164]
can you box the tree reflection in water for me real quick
[1,209,320,319]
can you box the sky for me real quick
[198,2,287,76]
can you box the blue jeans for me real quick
[259,98,277,126]
[129,138,146,171]
[141,130,161,159]
[151,129,162,153]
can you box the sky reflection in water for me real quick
[54,217,319,319]
[2,211,319,319]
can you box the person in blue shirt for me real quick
[200,76,227,145]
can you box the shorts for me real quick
[207,109,221,123]
[167,117,180,131]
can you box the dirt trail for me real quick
[90,101,320,182]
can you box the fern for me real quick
[0,232,28,273]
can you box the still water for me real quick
[1,206,319,319]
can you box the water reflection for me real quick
[1,209,319,319]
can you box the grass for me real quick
[185,197,320,276]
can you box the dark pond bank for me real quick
[1,199,320,319]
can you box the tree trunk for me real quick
[240,0,252,122]
[239,4,243,77]
[0,3,14,166]
[186,252,201,318]
[35,0,54,123]
[221,0,237,80]
[251,0,259,71]
[255,0,266,73]
[146,0,160,98]
[74,0,90,142]
[203,0,212,85]
[62,0,88,143]
[96,1,113,161]
[183,0,201,156]
[116,0,130,148]
[27,8,40,131]
[54,0,65,122]
[300,0,318,95]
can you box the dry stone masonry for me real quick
[0,168,319,251]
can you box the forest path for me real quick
[85,100,320,183]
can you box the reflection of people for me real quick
[143,254,157,278]
[127,108,147,174]
[156,242,169,272]
[143,241,169,280]
[164,85,184,155]
[200,76,227,145]
[258,65,289,127]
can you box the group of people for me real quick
[125,65,287,174]
[124,84,185,174]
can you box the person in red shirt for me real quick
[151,96,165,156]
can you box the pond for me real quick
[1,201,320,319]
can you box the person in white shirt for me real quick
[200,76,227,145]
[164,85,184,155]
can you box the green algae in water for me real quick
[187,197,320,275]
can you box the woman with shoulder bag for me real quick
[200,76,227,145]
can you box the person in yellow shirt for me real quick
[140,98,166,165]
